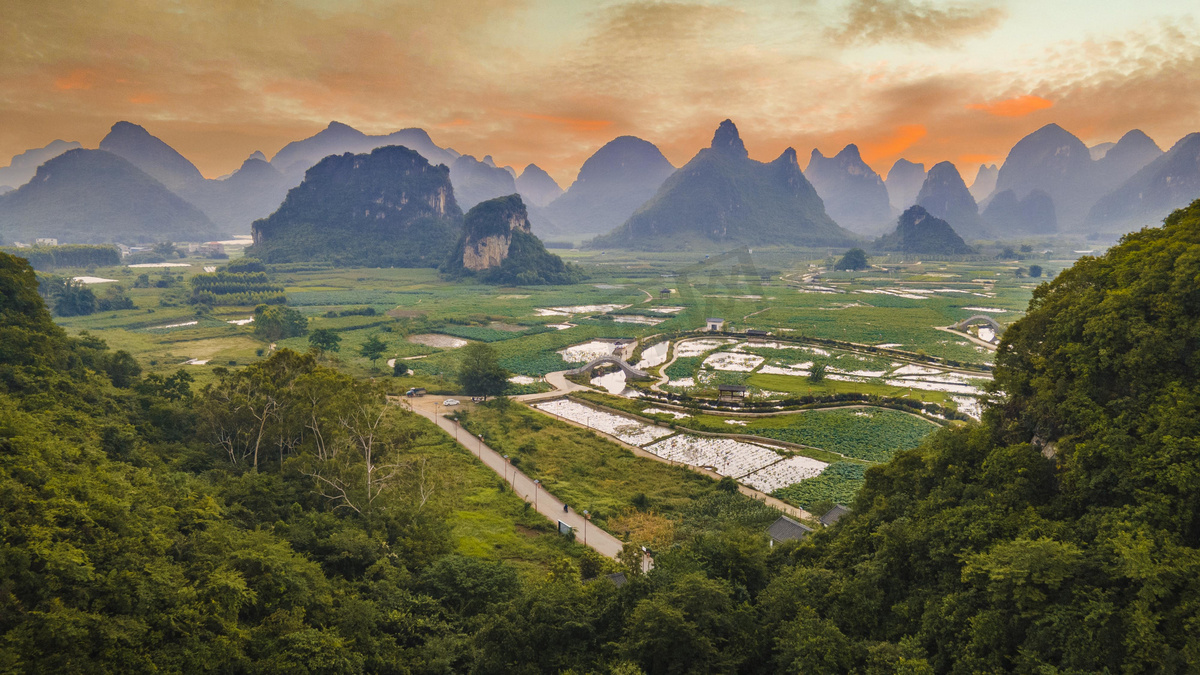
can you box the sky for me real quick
[2,0,1198,186]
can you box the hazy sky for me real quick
[2,0,1197,185]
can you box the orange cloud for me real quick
[54,69,94,91]
[967,94,1054,117]
[128,93,159,104]
[859,123,927,163]
[519,113,613,133]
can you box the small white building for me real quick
[706,318,725,332]
[34,238,58,247]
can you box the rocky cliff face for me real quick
[445,194,581,285]
[460,195,531,271]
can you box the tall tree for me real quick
[308,328,341,353]
[456,343,509,397]
[359,334,387,367]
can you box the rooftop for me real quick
[820,504,851,527]
[767,515,813,543]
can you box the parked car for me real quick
[442,399,460,406]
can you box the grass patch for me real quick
[454,399,779,544]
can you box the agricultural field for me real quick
[33,244,1071,518]
[771,462,869,511]
[455,400,780,547]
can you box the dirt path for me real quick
[401,396,624,559]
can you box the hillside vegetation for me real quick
[2,200,1200,672]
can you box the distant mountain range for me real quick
[806,144,892,235]
[884,159,926,213]
[592,120,854,249]
[515,164,562,207]
[0,139,82,190]
[0,149,220,244]
[916,162,982,239]
[1,117,1197,247]
[969,164,998,202]
[990,123,1163,229]
[1087,133,1200,233]
[543,136,676,240]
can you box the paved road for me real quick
[513,370,588,403]
[405,396,624,559]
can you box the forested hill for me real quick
[248,145,463,267]
[4,204,1200,672]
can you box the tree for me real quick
[253,304,307,341]
[392,361,409,376]
[1028,264,1043,278]
[456,343,509,397]
[359,334,387,367]
[42,276,96,316]
[308,328,341,353]
[809,362,827,383]
[153,241,182,258]
[833,248,868,271]
[104,350,142,388]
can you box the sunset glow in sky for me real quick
[3,0,1198,185]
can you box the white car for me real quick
[442,399,460,406]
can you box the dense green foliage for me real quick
[834,248,869,271]
[309,328,342,353]
[0,244,120,270]
[456,343,509,397]
[6,201,1200,672]
[253,304,308,341]
[190,270,286,305]
[249,145,463,267]
[875,206,974,254]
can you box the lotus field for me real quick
[644,435,784,478]
[533,399,672,446]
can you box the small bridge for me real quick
[567,357,651,380]
[954,314,1004,334]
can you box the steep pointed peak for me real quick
[774,147,799,165]
[482,155,497,168]
[835,144,863,162]
[810,148,828,161]
[711,119,747,158]
[326,120,358,133]
[247,150,267,162]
